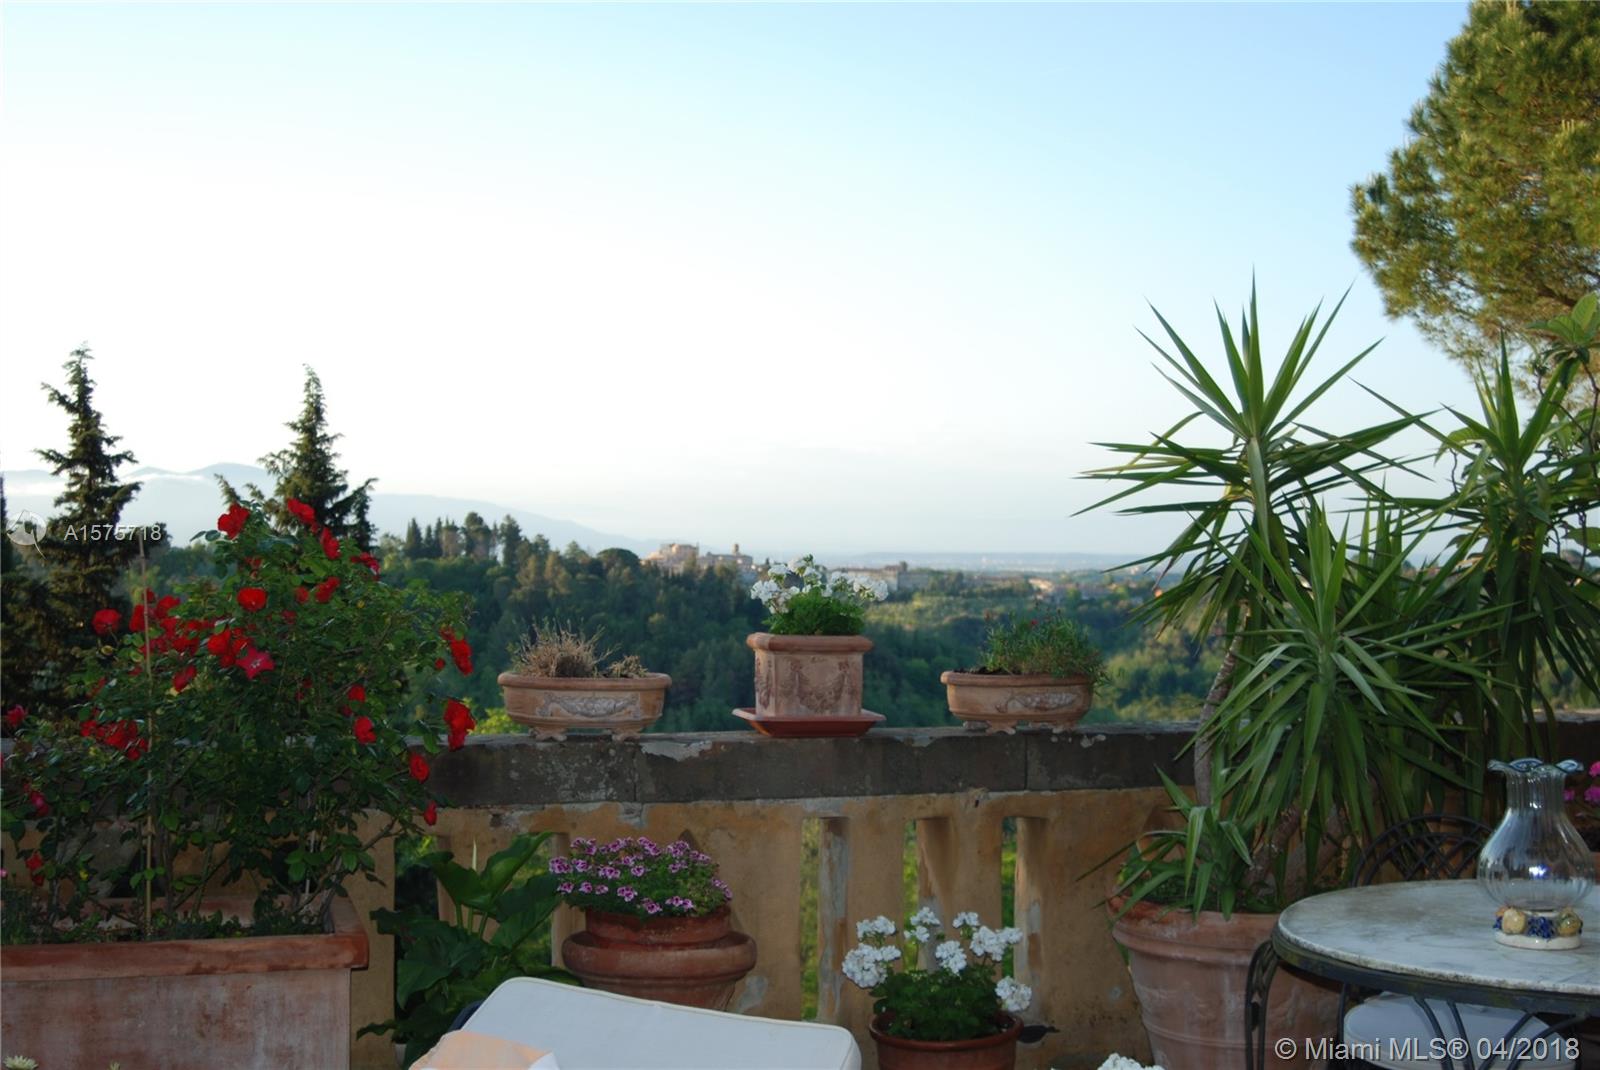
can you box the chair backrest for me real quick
[1349,814,1491,888]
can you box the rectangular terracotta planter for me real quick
[0,896,368,1069]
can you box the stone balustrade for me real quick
[347,724,1195,1070]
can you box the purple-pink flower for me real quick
[578,881,593,893]
[556,881,574,894]
[644,900,662,915]
[618,886,638,902]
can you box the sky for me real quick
[1,2,1486,556]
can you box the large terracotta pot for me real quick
[940,671,1094,734]
[560,905,757,1009]
[747,632,872,718]
[1111,898,1338,1070]
[0,896,368,1070]
[499,671,671,740]
[869,1013,1021,1070]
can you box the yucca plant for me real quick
[1097,289,1600,917]
[1082,284,1417,804]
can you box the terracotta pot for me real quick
[0,896,368,1070]
[561,905,757,1009]
[499,671,671,740]
[1111,898,1339,1070]
[940,671,1094,734]
[869,1013,1021,1070]
[747,632,872,718]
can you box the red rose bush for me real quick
[0,498,477,940]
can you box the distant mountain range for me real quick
[1,463,658,555]
[2,463,1130,573]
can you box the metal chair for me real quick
[1244,815,1494,1070]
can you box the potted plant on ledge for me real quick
[941,611,1107,733]
[498,623,670,741]
[843,908,1031,1070]
[0,497,476,1070]
[553,835,756,1009]
[739,555,888,736]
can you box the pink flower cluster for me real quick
[549,835,731,919]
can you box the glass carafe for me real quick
[1478,758,1594,944]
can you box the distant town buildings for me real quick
[643,542,756,582]
[828,561,930,596]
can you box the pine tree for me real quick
[499,515,526,570]
[1352,1,1600,388]
[30,350,145,695]
[255,367,377,547]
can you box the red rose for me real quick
[128,604,147,634]
[352,716,377,745]
[450,638,473,675]
[434,658,446,670]
[26,853,43,873]
[353,552,380,577]
[29,791,49,817]
[408,753,430,783]
[218,502,250,538]
[320,528,341,561]
[314,576,341,603]
[80,718,99,737]
[92,608,122,636]
[347,684,366,704]
[423,801,438,826]
[444,699,475,751]
[285,498,317,527]
[295,586,309,604]
[205,630,232,658]
[239,647,275,680]
[237,587,267,613]
[3,705,24,730]
[155,595,181,618]
[173,666,197,693]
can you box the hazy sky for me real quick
[1,2,1486,555]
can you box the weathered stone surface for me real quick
[422,725,1193,807]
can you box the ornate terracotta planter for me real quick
[499,671,671,740]
[560,905,757,1009]
[869,1013,1021,1070]
[940,671,1094,734]
[0,896,368,1070]
[747,632,872,718]
[1111,898,1338,1070]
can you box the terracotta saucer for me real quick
[730,708,886,738]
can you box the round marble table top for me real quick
[1274,881,1599,1012]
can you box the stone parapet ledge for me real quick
[425,723,1199,807]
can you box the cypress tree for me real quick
[403,519,424,559]
[257,367,376,547]
[30,350,144,697]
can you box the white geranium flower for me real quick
[908,906,941,929]
[1096,1058,1164,1070]
[767,562,790,579]
[997,926,1022,946]
[994,976,1032,1013]
[856,915,896,940]
[869,580,889,601]
[951,911,980,930]
[874,944,902,963]
[842,945,887,989]
[970,925,1008,961]
[933,940,967,975]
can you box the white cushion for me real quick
[1344,993,1574,1070]
[462,977,862,1070]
